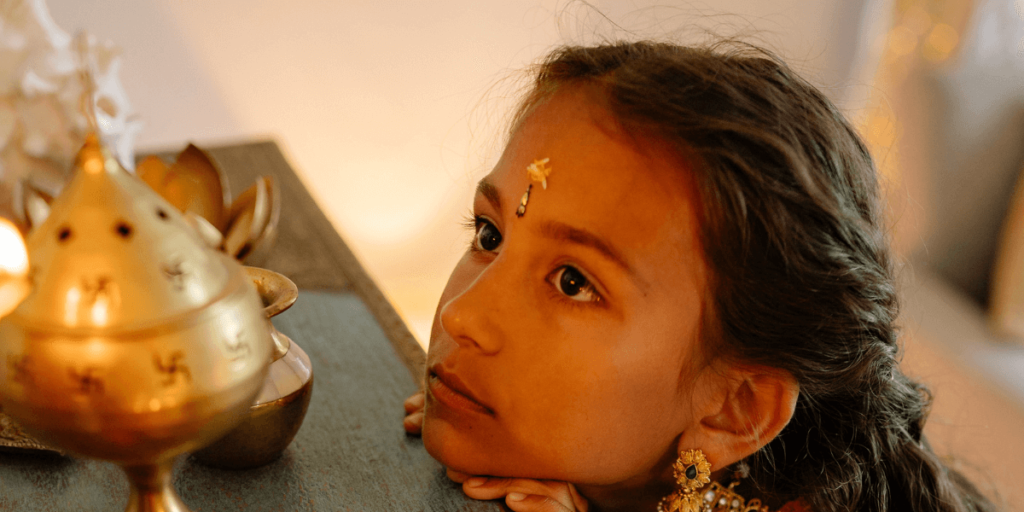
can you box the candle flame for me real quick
[0,218,28,276]
[0,218,29,318]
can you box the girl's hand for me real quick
[403,391,425,435]
[407,393,589,510]
[448,469,590,512]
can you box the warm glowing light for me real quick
[0,218,30,317]
[888,26,919,57]
[0,218,28,276]
[867,114,897,149]
[85,338,108,358]
[903,5,932,35]
[923,24,959,63]
[84,157,104,174]
[91,293,110,326]
[0,279,28,318]
[65,287,82,325]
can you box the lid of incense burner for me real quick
[11,135,233,330]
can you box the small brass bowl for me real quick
[192,267,313,469]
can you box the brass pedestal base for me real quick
[123,460,189,512]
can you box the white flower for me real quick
[526,157,551,189]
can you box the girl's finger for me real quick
[506,493,574,512]
[461,477,516,500]
[403,392,425,413]
[461,478,584,511]
[565,483,589,510]
[402,411,424,434]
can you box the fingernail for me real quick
[465,477,487,488]
[507,493,527,501]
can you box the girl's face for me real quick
[422,89,713,486]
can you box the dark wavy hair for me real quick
[514,41,997,512]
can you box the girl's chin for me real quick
[422,416,588,483]
[421,415,495,474]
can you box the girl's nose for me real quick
[438,268,506,355]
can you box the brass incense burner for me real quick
[0,136,273,512]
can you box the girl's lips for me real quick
[428,366,494,416]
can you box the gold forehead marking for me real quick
[516,158,551,218]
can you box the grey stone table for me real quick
[0,141,503,511]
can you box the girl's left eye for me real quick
[550,265,601,303]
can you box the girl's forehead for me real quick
[485,91,705,285]
[495,91,697,211]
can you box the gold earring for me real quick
[698,481,771,512]
[658,449,712,512]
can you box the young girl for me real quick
[402,41,997,512]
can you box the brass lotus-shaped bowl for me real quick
[137,145,281,264]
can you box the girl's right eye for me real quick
[472,217,502,252]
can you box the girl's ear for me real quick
[679,367,799,470]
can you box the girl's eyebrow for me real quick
[477,176,644,287]
[475,179,502,211]
[538,220,642,284]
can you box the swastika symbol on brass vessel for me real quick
[81,276,115,306]
[6,355,31,385]
[154,351,191,386]
[69,367,104,395]
[161,260,189,291]
[224,332,250,363]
